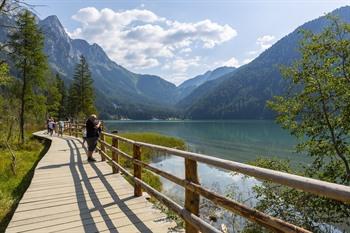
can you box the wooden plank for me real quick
[6,131,177,233]
[99,150,219,233]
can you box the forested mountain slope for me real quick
[184,6,350,119]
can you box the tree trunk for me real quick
[20,63,26,144]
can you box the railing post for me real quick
[133,144,142,197]
[185,158,200,233]
[112,138,119,173]
[75,123,78,138]
[100,133,106,161]
[69,123,72,136]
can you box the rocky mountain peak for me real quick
[39,15,70,43]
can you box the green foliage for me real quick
[245,158,350,233]
[0,63,20,144]
[0,137,47,232]
[68,55,96,119]
[8,10,48,143]
[56,73,67,120]
[247,18,350,233]
[268,18,350,184]
[0,63,10,84]
[45,73,62,119]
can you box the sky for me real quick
[27,0,350,85]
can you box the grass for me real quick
[0,136,49,233]
[119,132,185,162]
[105,132,186,191]
[0,130,185,232]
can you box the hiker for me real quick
[46,118,50,134]
[48,119,54,136]
[85,114,101,162]
[58,120,64,137]
[52,119,57,136]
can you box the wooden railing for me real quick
[65,123,350,233]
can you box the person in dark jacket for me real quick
[85,114,101,162]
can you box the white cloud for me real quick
[69,7,237,71]
[256,35,275,50]
[161,57,201,84]
[179,47,192,54]
[223,57,239,67]
[72,7,100,23]
[248,35,275,56]
[163,56,200,73]
[241,34,275,65]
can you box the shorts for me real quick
[86,137,99,152]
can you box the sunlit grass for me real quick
[0,137,48,233]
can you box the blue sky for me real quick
[28,0,350,85]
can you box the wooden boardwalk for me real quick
[6,132,177,233]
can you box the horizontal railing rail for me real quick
[65,123,350,233]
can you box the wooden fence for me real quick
[65,122,350,233]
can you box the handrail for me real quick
[67,124,350,233]
[101,132,350,203]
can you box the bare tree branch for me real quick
[0,0,7,12]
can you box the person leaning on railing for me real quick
[85,114,101,162]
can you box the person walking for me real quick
[46,118,50,134]
[58,120,64,137]
[52,119,57,136]
[48,119,54,136]
[85,114,101,162]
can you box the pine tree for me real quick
[69,55,96,119]
[46,73,61,119]
[56,73,67,120]
[8,10,48,144]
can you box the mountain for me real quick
[176,69,236,110]
[176,66,236,100]
[0,14,180,119]
[38,15,179,119]
[184,6,350,119]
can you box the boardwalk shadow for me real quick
[37,163,71,170]
[67,139,119,233]
[71,140,153,233]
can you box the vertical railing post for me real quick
[69,122,72,136]
[75,123,78,138]
[112,137,119,173]
[100,133,106,161]
[185,158,200,233]
[133,144,142,197]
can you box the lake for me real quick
[104,120,305,163]
[103,120,309,193]
[103,120,310,231]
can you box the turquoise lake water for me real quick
[103,120,314,231]
[103,120,309,197]
[104,120,306,163]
